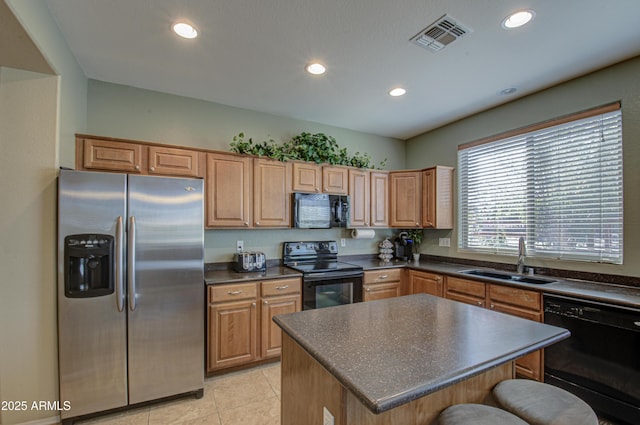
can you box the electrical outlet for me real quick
[323,407,335,425]
[439,238,451,247]
[340,238,346,247]
[236,240,244,252]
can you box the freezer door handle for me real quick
[128,215,137,311]
[115,216,125,312]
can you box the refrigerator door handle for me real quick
[128,215,137,311]
[115,216,125,312]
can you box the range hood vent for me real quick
[410,15,471,52]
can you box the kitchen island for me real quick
[273,293,569,425]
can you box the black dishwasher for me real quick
[544,294,640,425]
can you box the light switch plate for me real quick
[439,238,451,247]
[323,407,334,425]
[340,238,346,247]
[236,240,244,252]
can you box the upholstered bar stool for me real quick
[436,404,530,425]
[493,379,598,425]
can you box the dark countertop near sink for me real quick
[346,258,640,309]
[274,293,570,414]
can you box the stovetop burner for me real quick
[282,241,363,275]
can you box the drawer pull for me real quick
[477,301,483,306]
[276,285,290,290]
[378,275,388,280]
[227,291,243,295]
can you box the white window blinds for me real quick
[458,103,623,264]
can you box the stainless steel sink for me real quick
[460,269,556,285]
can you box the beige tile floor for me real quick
[75,362,281,425]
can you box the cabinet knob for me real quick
[135,165,140,171]
[252,302,256,307]
[477,301,483,306]
[263,300,268,305]
[366,288,371,292]
[150,166,155,172]
[490,304,495,309]
[244,222,249,226]
[255,221,260,225]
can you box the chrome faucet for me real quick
[517,236,526,274]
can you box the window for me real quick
[458,103,623,264]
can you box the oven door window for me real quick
[303,275,363,310]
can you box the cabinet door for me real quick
[254,158,292,227]
[148,146,202,178]
[292,162,321,193]
[409,271,444,297]
[208,299,257,371]
[349,169,370,227]
[389,171,421,228]
[487,284,543,381]
[323,166,349,194]
[261,294,301,358]
[363,282,401,302]
[81,138,145,173]
[370,171,389,227]
[445,277,485,307]
[422,168,436,228]
[422,166,454,229]
[206,153,251,227]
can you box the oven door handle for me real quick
[304,271,364,282]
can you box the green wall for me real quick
[406,56,640,277]
[85,80,403,262]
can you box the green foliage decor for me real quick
[229,132,387,169]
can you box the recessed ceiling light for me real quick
[306,63,326,75]
[389,87,407,97]
[173,22,198,39]
[502,10,535,29]
[498,87,517,96]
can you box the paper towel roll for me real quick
[351,228,375,239]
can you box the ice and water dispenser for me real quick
[64,234,114,298]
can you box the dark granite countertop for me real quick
[204,266,301,285]
[347,258,640,308]
[274,293,570,414]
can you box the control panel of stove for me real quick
[283,241,338,258]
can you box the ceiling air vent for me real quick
[410,15,472,52]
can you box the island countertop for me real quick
[274,293,570,414]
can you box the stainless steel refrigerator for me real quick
[57,169,204,423]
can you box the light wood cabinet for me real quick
[260,278,302,358]
[422,166,453,229]
[322,166,349,194]
[409,270,444,297]
[148,145,204,178]
[363,269,402,301]
[389,171,422,228]
[253,158,292,227]
[77,136,204,177]
[207,283,258,371]
[445,277,486,307]
[370,171,389,227]
[349,169,370,227]
[487,284,543,381]
[206,153,252,228]
[208,277,302,373]
[292,162,322,193]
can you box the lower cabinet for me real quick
[445,277,486,307]
[363,269,402,302]
[207,277,301,373]
[409,270,444,297]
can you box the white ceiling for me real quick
[43,0,640,140]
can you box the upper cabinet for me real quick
[292,162,348,194]
[422,166,454,229]
[76,135,204,178]
[253,158,292,228]
[389,171,422,228]
[349,169,389,228]
[206,153,252,228]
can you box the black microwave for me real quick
[292,193,350,228]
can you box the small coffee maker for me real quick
[394,232,414,261]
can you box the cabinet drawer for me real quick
[364,269,402,284]
[262,278,301,297]
[148,146,202,177]
[487,284,541,311]
[446,277,485,298]
[209,282,258,302]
